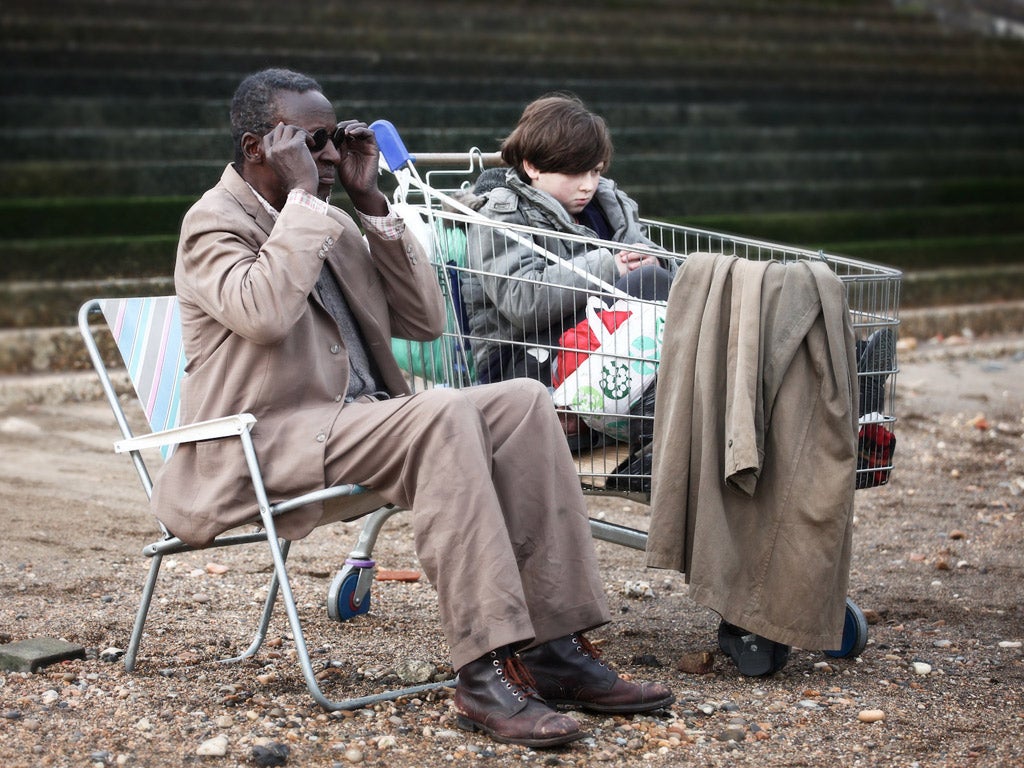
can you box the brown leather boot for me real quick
[518,633,675,714]
[454,647,585,748]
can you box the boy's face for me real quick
[523,160,603,215]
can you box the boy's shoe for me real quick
[604,444,652,495]
[565,423,607,455]
[717,620,790,677]
[857,328,896,416]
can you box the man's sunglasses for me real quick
[307,126,344,153]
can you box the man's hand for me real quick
[333,120,388,215]
[262,122,318,196]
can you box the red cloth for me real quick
[856,423,896,489]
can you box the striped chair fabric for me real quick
[100,296,185,461]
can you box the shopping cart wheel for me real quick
[823,597,869,659]
[327,559,374,621]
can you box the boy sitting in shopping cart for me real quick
[459,93,676,453]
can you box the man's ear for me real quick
[241,132,263,163]
[521,159,541,181]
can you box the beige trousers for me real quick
[322,378,611,670]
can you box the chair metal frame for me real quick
[78,296,453,710]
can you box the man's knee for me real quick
[419,380,556,433]
[487,379,565,437]
[415,387,479,421]
[484,377,551,405]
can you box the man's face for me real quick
[273,89,340,199]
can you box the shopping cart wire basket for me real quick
[372,118,901,500]
[372,120,902,659]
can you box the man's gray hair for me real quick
[230,68,323,164]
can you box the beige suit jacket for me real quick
[151,165,445,546]
[646,253,858,650]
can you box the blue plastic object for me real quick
[824,597,869,658]
[370,119,413,172]
[338,572,369,619]
[327,558,375,621]
[333,570,371,620]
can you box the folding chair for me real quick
[77,296,453,710]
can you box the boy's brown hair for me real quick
[500,93,613,179]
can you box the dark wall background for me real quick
[2,0,1023,372]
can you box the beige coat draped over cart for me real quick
[645,252,859,650]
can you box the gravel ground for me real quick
[1,334,1022,768]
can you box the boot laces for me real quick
[497,654,540,700]
[575,634,607,667]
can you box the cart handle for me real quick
[371,119,502,170]
[370,120,632,300]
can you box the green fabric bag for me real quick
[390,223,475,383]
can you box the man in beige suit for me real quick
[152,69,672,748]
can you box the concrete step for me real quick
[628,176,1024,217]
[687,203,1024,245]
[4,61,1023,106]
[0,0,947,34]
[4,160,1022,212]
[0,1,1000,54]
[4,91,1023,135]
[4,117,1021,165]
[4,300,1022,380]
[5,102,1021,197]
[619,149,1024,185]
[4,11,1024,93]
[0,0,951,44]
[0,197,193,241]
[4,198,1020,282]
[4,200,1021,281]
[0,277,174,330]
[3,262,1023,360]
[902,264,1024,308]
[0,159,224,199]
[7,123,1021,182]
[899,300,1024,340]
[0,236,177,282]
[823,233,1024,273]
[6,227,1018,289]
[5,1,1021,85]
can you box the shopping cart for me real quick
[372,121,902,659]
